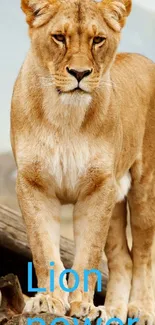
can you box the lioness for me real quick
[11,0,155,323]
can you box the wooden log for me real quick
[0,204,108,296]
[0,274,25,313]
[0,274,25,324]
[6,314,84,325]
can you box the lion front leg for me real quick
[68,174,116,323]
[16,173,69,316]
[105,200,132,323]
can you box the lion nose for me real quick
[66,67,92,82]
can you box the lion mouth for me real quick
[56,86,87,95]
[68,87,84,93]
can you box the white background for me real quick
[0,0,155,153]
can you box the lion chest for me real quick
[49,137,131,201]
[50,138,92,191]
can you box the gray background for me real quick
[0,0,155,154]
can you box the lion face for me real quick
[22,0,132,97]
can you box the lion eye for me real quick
[52,34,66,43]
[93,36,106,45]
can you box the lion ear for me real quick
[98,0,132,32]
[21,0,53,27]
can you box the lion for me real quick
[11,0,155,323]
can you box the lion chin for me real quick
[59,91,92,109]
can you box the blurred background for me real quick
[0,0,155,239]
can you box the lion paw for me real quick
[106,303,128,324]
[23,293,70,316]
[70,301,107,323]
[128,302,155,325]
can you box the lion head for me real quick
[21,0,132,100]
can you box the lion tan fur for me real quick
[11,0,155,323]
